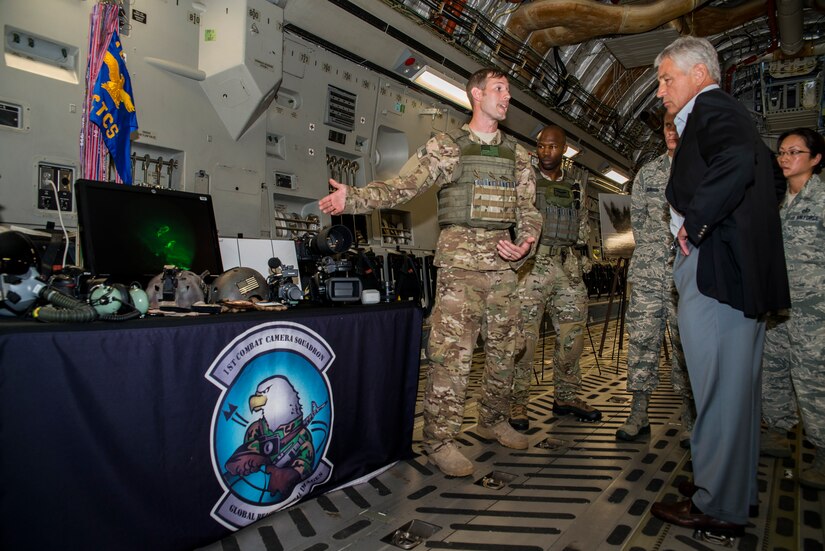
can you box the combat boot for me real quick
[799,447,825,490]
[616,391,650,441]
[553,397,603,422]
[760,427,792,458]
[426,442,474,477]
[477,420,529,449]
[509,403,529,431]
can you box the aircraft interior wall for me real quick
[0,0,605,263]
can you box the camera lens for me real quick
[311,225,353,255]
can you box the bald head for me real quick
[536,125,567,176]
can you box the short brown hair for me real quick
[466,67,507,107]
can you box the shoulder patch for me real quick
[417,145,427,159]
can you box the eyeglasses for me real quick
[775,150,811,158]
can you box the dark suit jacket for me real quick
[665,88,790,318]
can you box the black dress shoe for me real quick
[508,417,528,431]
[552,399,603,422]
[676,481,759,518]
[677,479,698,497]
[651,499,745,537]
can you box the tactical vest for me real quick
[436,129,518,229]
[536,172,579,246]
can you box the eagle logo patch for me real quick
[206,322,335,530]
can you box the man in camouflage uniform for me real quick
[319,67,542,477]
[616,112,693,442]
[509,124,601,432]
[760,128,825,489]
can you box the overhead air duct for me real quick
[777,0,804,55]
[804,0,825,11]
[506,0,771,56]
[670,0,769,37]
[506,0,712,49]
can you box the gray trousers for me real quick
[673,245,765,525]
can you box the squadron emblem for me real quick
[206,322,335,530]
[100,46,136,112]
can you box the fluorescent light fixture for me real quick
[604,168,629,185]
[563,144,580,158]
[4,53,78,84]
[412,66,471,110]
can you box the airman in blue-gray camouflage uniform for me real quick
[761,128,825,490]
[319,68,542,477]
[616,112,693,443]
[510,124,602,431]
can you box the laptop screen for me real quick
[75,179,223,282]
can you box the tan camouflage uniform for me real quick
[512,168,589,405]
[341,123,542,450]
[762,173,825,449]
[625,153,689,395]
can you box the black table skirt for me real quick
[0,302,422,551]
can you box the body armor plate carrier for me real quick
[437,129,518,229]
[536,174,579,247]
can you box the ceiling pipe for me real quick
[507,0,712,46]
[506,0,772,56]
[431,0,467,36]
[777,0,804,54]
[673,0,770,37]
[724,0,779,90]
[804,0,825,11]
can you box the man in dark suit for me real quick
[650,36,790,537]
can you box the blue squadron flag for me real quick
[90,31,138,184]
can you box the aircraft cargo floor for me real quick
[198,303,825,551]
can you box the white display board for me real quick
[598,193,635,259]
[218,238,299,278]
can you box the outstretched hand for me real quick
[319,179,348,215]
[497,236,536,262]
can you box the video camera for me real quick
[266,257,303,305]
[295,225,362,303]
